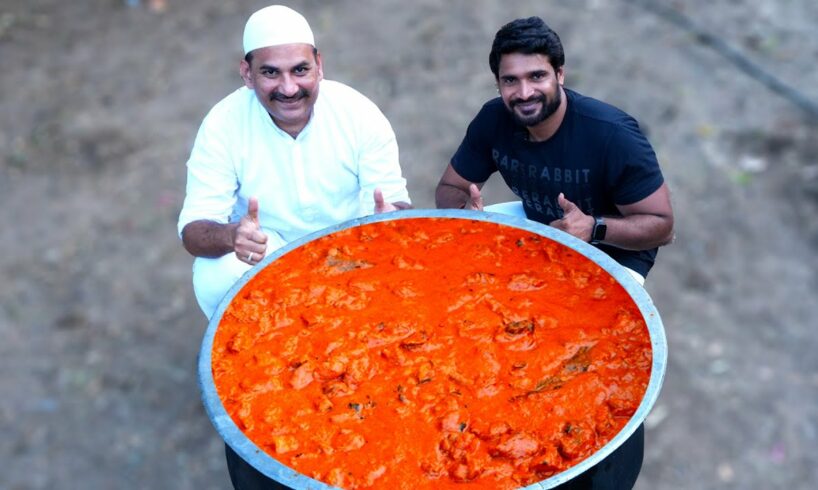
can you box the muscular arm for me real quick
[435,163,484,209]
[552,183,674,250]
[605,182,675,249]
[181,198,269,264]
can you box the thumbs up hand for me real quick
[465,184,484,211]
[374,188,398,213]
[548,193,594,242]
[234,197,268,264]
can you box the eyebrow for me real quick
[257,60,311,72]
[502,70,548,79]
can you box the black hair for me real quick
[489,17,564,78]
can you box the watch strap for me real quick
[590,216,607,244]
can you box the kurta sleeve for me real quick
[353,99,410,210]
[177,107,240,238]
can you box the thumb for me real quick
[374,188,385,211]
[557,193,578,214]
[373,188,398,214]
[247,197,260,224]
[469,184,484,211]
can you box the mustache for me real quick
[510,94,546,108]
[271,88,310,102]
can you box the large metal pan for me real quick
[198,209,668,489]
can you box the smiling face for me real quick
[497,52,564,128]
[240,43,324,137]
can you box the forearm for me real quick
[600,214,674,250]
[181,220,238,258]
[435,183,469,209]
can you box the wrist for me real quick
[227,222,241,249]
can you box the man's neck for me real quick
[526,87,567,143]
[273,114,311,139]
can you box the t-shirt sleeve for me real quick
[177,108,239,238]
[450,105,498,183]
[606,117,665,205]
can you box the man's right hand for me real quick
[465,183,484,211]
[435,163,484,211]
[233,197,268,265]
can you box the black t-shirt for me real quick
[451,88,664,277]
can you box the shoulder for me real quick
[317,80,382,113]
[315,80,393,130]
[476,97,509,120]
[314,80,396,144]
[203,87,258,123]
[466,97,513,133]
[566,89,634,126]
[565,89,650,145]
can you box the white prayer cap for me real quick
[243,5,315,54]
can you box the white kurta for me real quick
[178,80,411,318]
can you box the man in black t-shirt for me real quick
[436,16,674,280]
[435,16,675,489]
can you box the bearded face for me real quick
[507,85,562,127]
[497,52,565,129]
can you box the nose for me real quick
[519,80,535,100]
[278,75,299,97]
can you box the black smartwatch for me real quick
[590,216,607,245]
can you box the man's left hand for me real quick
[374,188,398,213]
[549,193,594,242]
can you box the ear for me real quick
[556,66,565,86]
[314,50,324,82]
[239,59,254,89]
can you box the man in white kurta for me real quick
[178,5,410,320]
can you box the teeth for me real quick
[516,101,539,109]
[517,103,539,113]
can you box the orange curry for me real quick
[212,217,651,489]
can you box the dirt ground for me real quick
[2,0,817,489]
